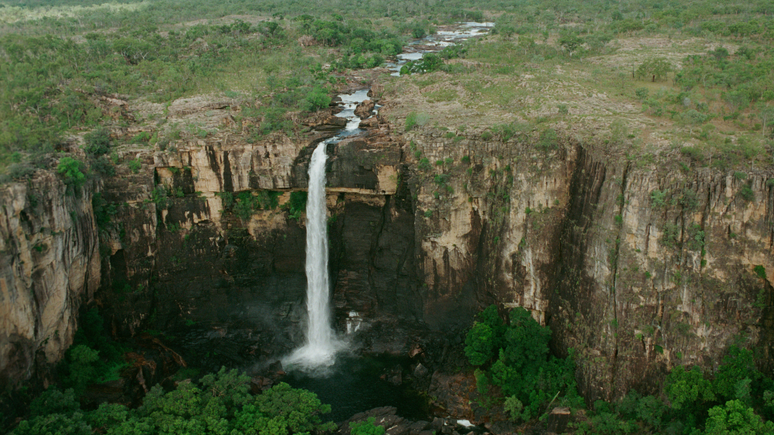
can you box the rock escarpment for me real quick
[0,173,100,388]
[2,101,773,406]
[405,131,774,401]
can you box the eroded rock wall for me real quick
[3,113,773,403]
[0,173,100,387]
[406,131,774,401]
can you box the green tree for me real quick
[83,127,111,157]
[61,345,100,395]
[57,157,87,191]
[665,365,715,417]
[464,305,504,366]
[304,86,332,111]
[713,347,761,404]
[636,58,673,82]
[559,33,584,56]
[705,400,774,435]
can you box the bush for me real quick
[57,157,87,191]
[304,86,332,111]
[128,158,142,173]
[350,417,386,435]
[84,128,111,156]
[405,112,429,131]
[287,191,307,220]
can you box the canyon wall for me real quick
[0,173,100,388]
[2,109,773,403]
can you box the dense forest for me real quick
[2,0,774,433]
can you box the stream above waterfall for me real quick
[388,22,494,75]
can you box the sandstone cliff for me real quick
[2,101,772,406]
[0,173,100,388]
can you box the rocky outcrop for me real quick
[0,172,100,387]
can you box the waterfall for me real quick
[283,88,371,373]
[284,141,344,371]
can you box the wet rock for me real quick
[413,363,429,378]
[428,371,476,419]
[249,376,274,393]
[355,99,375,118]
[314,115,348,131]
[485,420,519,435]
[359,116,379,129]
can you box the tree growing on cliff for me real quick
[56,157,87,192]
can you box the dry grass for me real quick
[378,31,769,169]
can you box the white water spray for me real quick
[284,141,345,371]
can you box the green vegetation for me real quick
[350,417,386,435]
[465,305,582,420]
[286,190,307,220]
[57,309,127,396]
[12,370,335,435]
[56,157,87,192]
[466,306,774,433]
[219,190,281,220]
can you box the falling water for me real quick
[284,142,345,371]
[283,89,368,372]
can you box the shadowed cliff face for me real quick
[2,114,773,402]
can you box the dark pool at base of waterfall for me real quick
[283,354,431,423]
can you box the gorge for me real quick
[2,3,774,433]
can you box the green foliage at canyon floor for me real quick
[466,305,774,434]
[11,371,335,435]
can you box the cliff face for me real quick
[406,132,774,401]
[0,173,100,388]
[3,109,773,402]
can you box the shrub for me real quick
[57,157,87,191]
[304,86,332,111]
[350,417,386,435]
[287,191,307,220]
[536,128,558,151]
[84,128,111,156]
[128,158,142,173]
[739,184,754,202]
[405,112,429,131]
